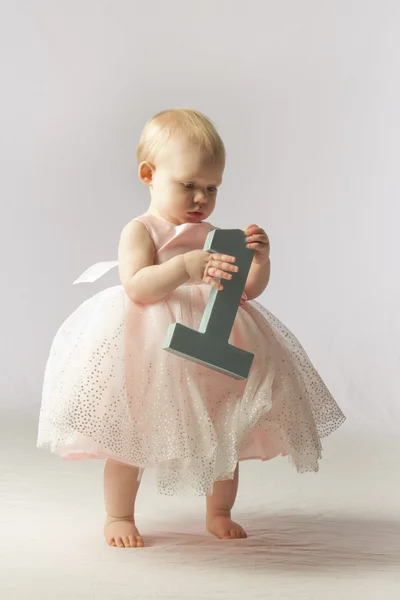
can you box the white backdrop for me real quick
[0,0,399,431]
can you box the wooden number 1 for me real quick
[163,229,255,379]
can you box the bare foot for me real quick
[206,513,247,540]
[104,516,144,548]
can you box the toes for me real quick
[107,533,143,548]
[228,527,247,539]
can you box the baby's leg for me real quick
[206,464,247,539]
[104,459,144,548]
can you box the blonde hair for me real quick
[136,108,226,165]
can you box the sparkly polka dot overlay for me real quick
[37,214,345,496]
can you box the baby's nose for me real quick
[194,190,207,203]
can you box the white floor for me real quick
[1,414,399,600]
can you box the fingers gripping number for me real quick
[206,253,237,287]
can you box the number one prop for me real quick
[163,229,255,379]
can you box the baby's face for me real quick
[149,135,224,225]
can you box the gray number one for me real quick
[163,229,255,380]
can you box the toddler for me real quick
[38,108,345,548]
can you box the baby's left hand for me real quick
[244,224,270,264]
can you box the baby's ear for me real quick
[138,161,155,186]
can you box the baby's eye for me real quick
[183,183,195,189]
[208,187,218,193]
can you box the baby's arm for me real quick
[118,220,239,304]
[244,259,271,300]
[118,220,189,304]
[243,224,271,301]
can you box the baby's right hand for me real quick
[184,250,239,291]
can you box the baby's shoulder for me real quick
[122,214,151,231]
[119,216,153,246]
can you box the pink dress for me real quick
[37,213,345,495]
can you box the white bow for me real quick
[73,261,118,285]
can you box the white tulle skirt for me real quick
[37,283,345,495]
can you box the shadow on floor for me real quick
[143,513,400,572]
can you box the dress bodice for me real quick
[135,213,216,265]
[72,213,217,285]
